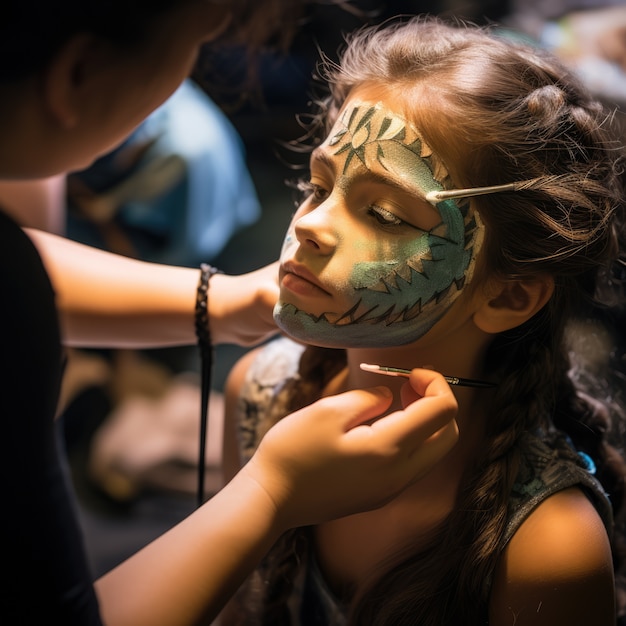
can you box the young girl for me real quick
[222,16,626,626]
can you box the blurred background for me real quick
[1,0,625,580]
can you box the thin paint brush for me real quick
[424,178,544,205]
[360,363,497,389]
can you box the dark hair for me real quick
[230,16,626,626]
[0,0,310,83]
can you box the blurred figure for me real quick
[67,78,261,267]
[506,2,626,103]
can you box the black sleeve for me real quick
[0,210,103,625]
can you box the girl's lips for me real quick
[280,263,332,297]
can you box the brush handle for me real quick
[444,376,496,389]
[360,363,496,389]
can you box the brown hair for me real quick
[234,16,626,625]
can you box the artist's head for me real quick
[0,0,307,177]
[274,17,621,352]
[0,0,306,83]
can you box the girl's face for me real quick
[274,97,484,349]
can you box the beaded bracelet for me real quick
[195,263,220,507]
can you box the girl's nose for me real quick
[294,202,337,255]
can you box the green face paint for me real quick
[274,100,484,348]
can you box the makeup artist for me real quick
[0,2,459,625]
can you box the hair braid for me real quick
[258,529,313,626]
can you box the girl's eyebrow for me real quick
[310,147,433,204]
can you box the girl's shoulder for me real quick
[488,433,615,625]
[224,337,306,464]
[489,486,615,625]
[243,336,306,391]
[225,336,305,402]
[504,433,613,544]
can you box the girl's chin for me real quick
[274,302,434,349]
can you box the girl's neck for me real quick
[320,320,496,446]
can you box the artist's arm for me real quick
[94,462,287,626]
[96,371,458,626]
[489,487,615,625]
[25,228,278,348]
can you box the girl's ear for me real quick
[473,275,554,334]
[42,34,96,129]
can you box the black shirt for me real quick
[0,209,102,624]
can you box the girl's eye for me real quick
[298,180,330,203]
[369,204,403,226]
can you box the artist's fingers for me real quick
[353,369,458,451]
[399,364,438,404]
[249,378,457,526]
[330,386,395,431]
[406,367,450,398]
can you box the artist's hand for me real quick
[241,369,458,530]
[209,262,279,346]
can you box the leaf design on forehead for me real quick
[377,113,405,141]
[328,106,376,173]
[328,129,348,146]
[354,105,375,130]
[378,115,392,137]
[328,104,450,189]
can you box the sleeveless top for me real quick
[234,337,614,625]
